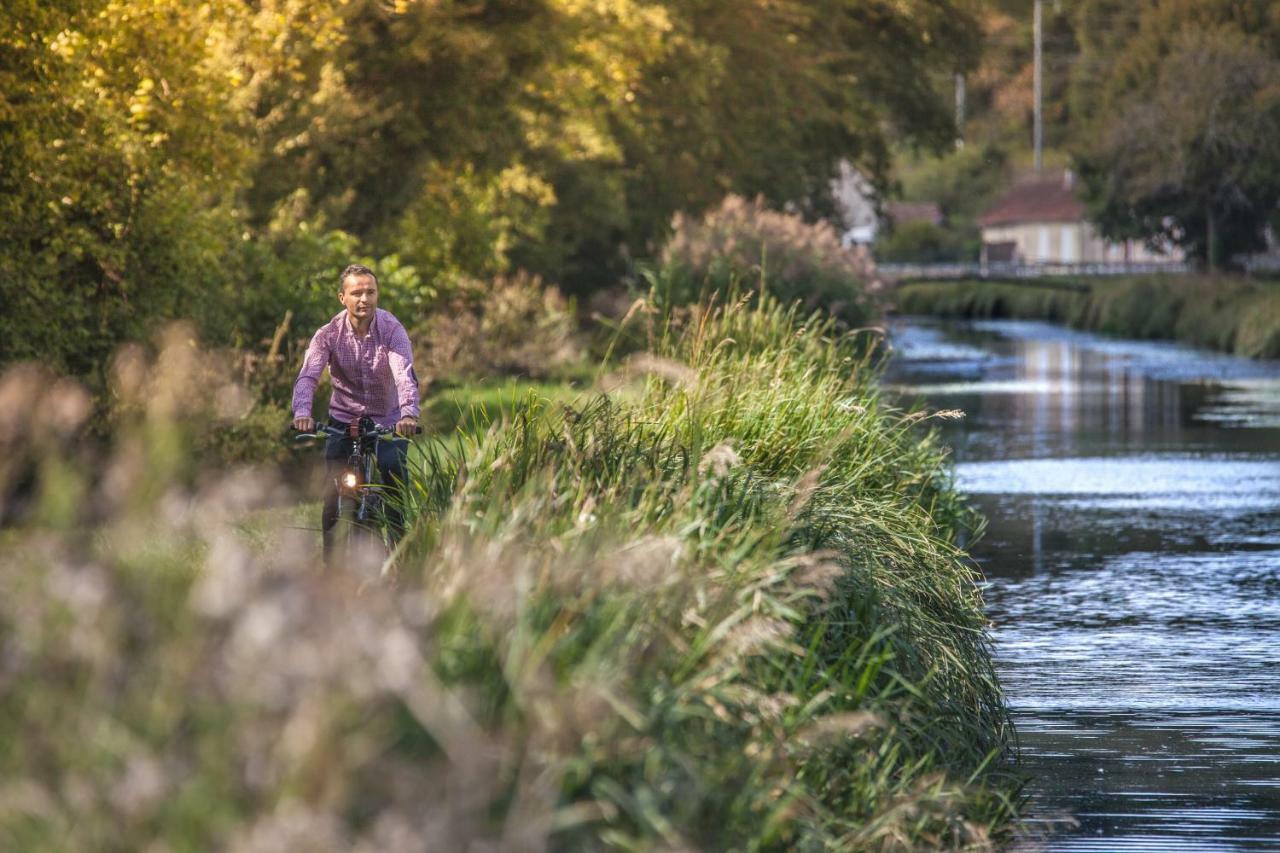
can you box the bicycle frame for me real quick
[296,417,418,553]
[339,422,386,529]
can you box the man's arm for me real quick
[387,322,420,431]
[291,327,330,430]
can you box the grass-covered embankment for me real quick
[894,275,1280,358]
[0,296,1016,849]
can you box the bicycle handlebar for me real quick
[294,423,421,441]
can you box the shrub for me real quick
[657,195,880,325]
[875,220,976,263]
[414,270,582,384]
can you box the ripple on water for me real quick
[957,456,1280,498]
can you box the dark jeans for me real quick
[322,420,410,558]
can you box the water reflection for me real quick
[886,318,1280,850]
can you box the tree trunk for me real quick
[1206,206,1217,274]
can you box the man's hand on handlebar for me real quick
[292,417,419,439]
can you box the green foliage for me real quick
[390,162,555,286]
[0,0,251,374]
[0,0,363,380]
[895,279,1085,327]
[655,195,880,325]
[896,143,1011,227]
[895,276,1280,359]
[3,0,985,386]
[590,0,984,289]
[1071,3,1280,268]
[396,294,1015,845]
[1067,0,1144,131]
[876,221,976,264]
[256,0,987,292]
[224,228,361,349]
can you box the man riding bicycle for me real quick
[291,263,421,560]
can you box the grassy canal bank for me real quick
[893,275,1280,359]
[0,294,1017,849]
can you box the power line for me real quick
[1034,0,1043,171]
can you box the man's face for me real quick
[339,273,378,323]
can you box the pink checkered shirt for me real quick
[291,308,420,429]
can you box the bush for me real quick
[875,221,976,264]
[413,271,582,384]
[657,195,880,325]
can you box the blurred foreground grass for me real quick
[0,296,1018,850]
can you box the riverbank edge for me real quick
[892,275,1280,359]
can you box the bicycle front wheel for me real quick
[347,491,389,574]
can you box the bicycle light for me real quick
[341,470,360,489]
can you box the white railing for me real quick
[877,261,1193,281]
[1236,254,1280,274]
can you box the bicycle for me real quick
[295,416,421,568]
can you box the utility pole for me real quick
[1034,0,1043,172]
[955,73,966,149]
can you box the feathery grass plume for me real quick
[655,194,882,326]
[697,440,741,478]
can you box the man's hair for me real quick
[339,263,378,292]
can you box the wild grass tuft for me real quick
[392,293,1016,846]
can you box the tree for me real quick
[557,0,987,289]
[1075,24,1280,270]
[1068,0,1143,130]
[0,0,252,372]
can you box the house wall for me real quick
[831,160,879,246]
[982,222,1185,264]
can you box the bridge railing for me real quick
[877,261,1193,281]
[1236,254,1280,274]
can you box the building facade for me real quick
[980,171,1184,265]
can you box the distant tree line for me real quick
[0,0,981,376]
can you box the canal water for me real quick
[884,318,1280,851]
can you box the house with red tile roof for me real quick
[979,170,1183,265]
